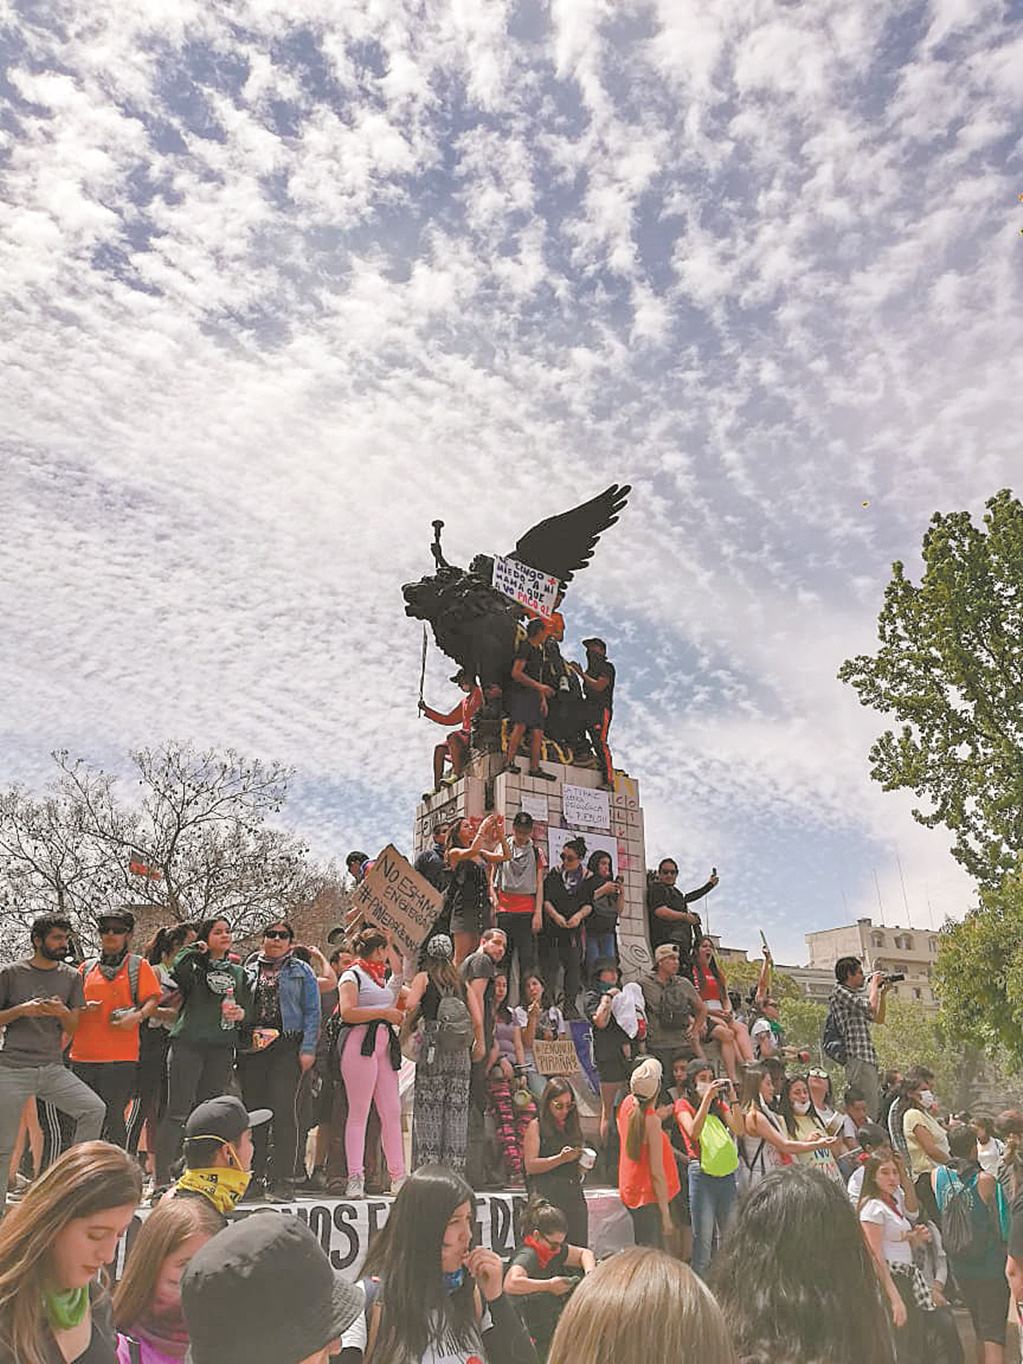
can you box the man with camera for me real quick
[830,957,895,1119]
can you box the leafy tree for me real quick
[839,489,1023,888]
[933,866,1023,1069]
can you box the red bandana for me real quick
[524,1234,558,1269]
[358,957,388,987]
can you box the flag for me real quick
[128,853,162,880]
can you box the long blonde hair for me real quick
[548,1247,737,1364]
[626,1094,653,1162]
[0,1142,142,1364]
[113,1198,223,1329]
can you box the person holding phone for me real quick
[674,1061,745,1278]
[360,1164,535,1364]
[523,1079,589,1246]
[505,1196,594,1359]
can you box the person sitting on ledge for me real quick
[502,618,556,782]
[419,669,483,798]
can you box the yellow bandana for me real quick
[174,1164,251,1214]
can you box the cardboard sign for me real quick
[349,845,444,960]
[548,825,618,877]
[492,555,560,619]
[533,1039,581,1075]
[562,783,611,831]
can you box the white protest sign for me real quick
[562,783,611,831]
[492,555,560,619]
[547,825,618,877]
[520,793,549,822]
[349,844,444,960]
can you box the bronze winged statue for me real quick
[402,484,630,704]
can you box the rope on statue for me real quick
[418,623,428,714]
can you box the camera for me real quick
[880,972,905,987]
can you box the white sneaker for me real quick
[389,1176,406,1197]
[345,1175,365,1199]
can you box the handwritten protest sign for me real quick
[533,1040,581,1076]
[562,783,610,831]
[349,845,444,961]
[548,825,618,877]
[520,793,549,822]
[492,555,560,620]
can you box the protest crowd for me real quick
[2,858,1022,1364]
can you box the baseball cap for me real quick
[630,1057,663,1101]
[184,1096,271,1146]
[654,943,680,963]
[581,637,607,651]
[182,1213,363,1364]
[97,910,135,932]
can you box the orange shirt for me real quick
[69,957,161,1063]
[617,1093,682,1210]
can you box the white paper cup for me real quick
[579,1147,597,1170]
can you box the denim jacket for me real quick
[242,955,321,1056]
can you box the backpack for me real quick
[936,1165,1008,1261]
[435,992,474,1054]
[81,954,142,1006]
[700,1112,739,1178]
[658,976,695,1030]
[822,1000,847,1065]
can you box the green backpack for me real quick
[700,1112,739,1177]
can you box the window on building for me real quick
[913,988,922,1000]
[929,938,938,954]
[872,932,885,949]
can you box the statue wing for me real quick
[510,484,631,584]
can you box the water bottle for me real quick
[220,984,235,1030]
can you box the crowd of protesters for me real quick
[3,830,1023,1364]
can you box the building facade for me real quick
[805,917,942,1012]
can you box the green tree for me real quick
[838,489,1023,889]
[933,866,1023,1068]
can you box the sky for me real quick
[2,0,1021,964]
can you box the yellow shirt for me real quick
[903,1106,949,1177]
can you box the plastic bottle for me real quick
[220,984,236,1030]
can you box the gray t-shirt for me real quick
[0,960,84,1067]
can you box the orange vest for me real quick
[617,1094,681,1209]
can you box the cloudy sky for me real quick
[2,0,1021,963]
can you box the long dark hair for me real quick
[692,936,727,998]
[362,1165,477,1364]
[711,1166,895,1364]
[145,923,191,966]
[683,1059,727,1125]
[538,1079,583,1150]
[780,1076,828,1139]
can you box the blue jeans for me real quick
[585,930,617,966]
[688,1163,737,1278]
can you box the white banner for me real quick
[492,556,560,619]
[547,825,618,877]
[115,1190,634,1280]
[562,784,611,831]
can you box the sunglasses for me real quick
[808,1068,829,1079]
[659,868,679,877]
[263,929,291,941]
[99,923,129,934]
[550,1098,574,1110]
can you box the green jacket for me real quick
[170,946,252,1048]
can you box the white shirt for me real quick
[848,1167,909,1213]
[340,967,397,1009]
[977,1137,1003,1176]
[860,1197,915,1265]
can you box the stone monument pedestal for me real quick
[414,754,652,977]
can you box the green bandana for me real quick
[43,1285,89,1331]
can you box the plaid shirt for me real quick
[830,983,878,1065]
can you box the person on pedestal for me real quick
[502,618,557,781]
[647,859,719,973]
[343,852,369,894]
[582,851,622,967]
[568,638,616,789]
[486,974,536,1187]
[540,839,592,1020]
[583,959,634,1166]
[238,920,320,1202]
[70,910,162,1150]
[461,929,508,1191]
[337,928,406,1200]
[641,945,705,1081]
[419,670,484,799]
[495,812,546,1001]
[444,814,510,965]
[522,1079,589,1247]
[414,821,451,895]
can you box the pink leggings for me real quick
[341,1025,405,1180]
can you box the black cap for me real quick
[582,637,607,652]
[182,1213,364,1364]
[450,667,472,684]
[326,925,349,946]
[184,1095,271,1146]
[97,910,135,932]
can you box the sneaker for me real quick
[500,762,522,775]
[345,1174,365,1199]
[267,1181,297,1204]
[302,1169,328,1193]
[389,1176,406,1197]
[528,768,557,782]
